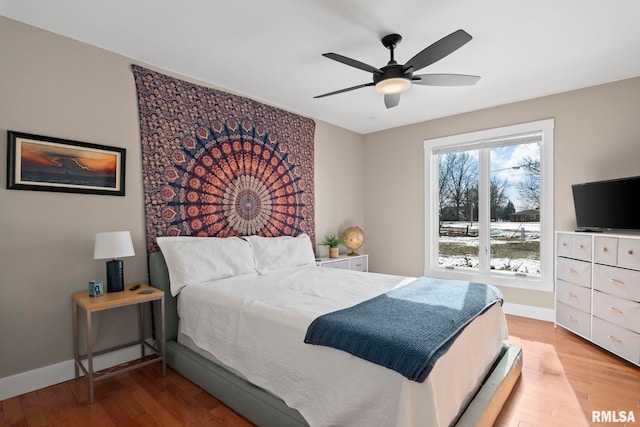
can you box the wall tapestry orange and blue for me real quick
[132,65,315,253]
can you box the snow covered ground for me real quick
[439,221,541,275]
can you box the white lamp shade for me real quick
[93,231,135,260]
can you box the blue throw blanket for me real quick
[304,277,503,382]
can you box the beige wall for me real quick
[314,122,366,256]
[0,17,365,379]
[3,13,640,383]
[362,77,640,310]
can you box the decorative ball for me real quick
[342,226,365,256]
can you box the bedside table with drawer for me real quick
[316,254,368,272]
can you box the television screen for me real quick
[572,176,640,231]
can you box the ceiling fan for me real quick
[314,29,480,109]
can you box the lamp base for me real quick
[106,259,124,292]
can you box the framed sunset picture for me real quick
[7,131,126,196]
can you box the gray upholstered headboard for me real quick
[149,251,179,341]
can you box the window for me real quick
[424,119,554,291]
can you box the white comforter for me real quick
[177,265,508,427]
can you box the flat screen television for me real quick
[572,176,640,232]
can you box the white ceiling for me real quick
[2,0,640,134]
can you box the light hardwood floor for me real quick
[1,315,638,426]
[496,315,639,427]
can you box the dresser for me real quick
[316,254,368,272]
[556,231,640,366]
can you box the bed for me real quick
[148,235,522,427]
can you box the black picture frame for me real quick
[6,131,126,196]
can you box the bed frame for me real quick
[149,252,522,427]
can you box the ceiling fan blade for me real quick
[404,29,472,73]
[413,73,481,86]
[384,93,401,109]
[323,53,382,74]
[314,82,374,98]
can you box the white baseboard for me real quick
[503,301,554,322]
[0,343,152,401]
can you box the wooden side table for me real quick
[72,284,166,403]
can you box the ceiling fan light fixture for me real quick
[315,29,478,108]
[374,77,411,94]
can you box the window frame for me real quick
[423,119,554,291]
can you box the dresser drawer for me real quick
[556,257,591,288]
[556,302,591,338]
[319,259,349,269]
[556,280,591,312]
[593,291,640,334]
[556,233,574,258]
[594,236,618,265]
[617,238,640,270]
[593,264,640,302]
[592,317,640,365]
[557,233,592,261]
[348,256,367,272]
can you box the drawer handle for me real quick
[567,315,577,322]
[608,335,622,343]
[610,278,625,286]
[627,249,634,255]
[567,268,577,274]
[567,292,578,298]
[601,247,608,252]
[562,242,567,247]
[609,307,623,315]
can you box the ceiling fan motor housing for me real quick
[373,64,413,86]
[373,64,413,94]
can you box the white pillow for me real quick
[156,236,256,296]
[244,234,316,274]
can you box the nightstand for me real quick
[316,254,368,272]
[72,284,166,403]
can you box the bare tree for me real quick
[490,176,509,220]
[438,154,457,225]
[438,152,478,226]
[516,154,540,210]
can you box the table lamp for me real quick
[93,231,135,292]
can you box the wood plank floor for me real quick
[1,315,638,426]
[496,315,639,427]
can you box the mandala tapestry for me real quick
[131,65,315,253]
